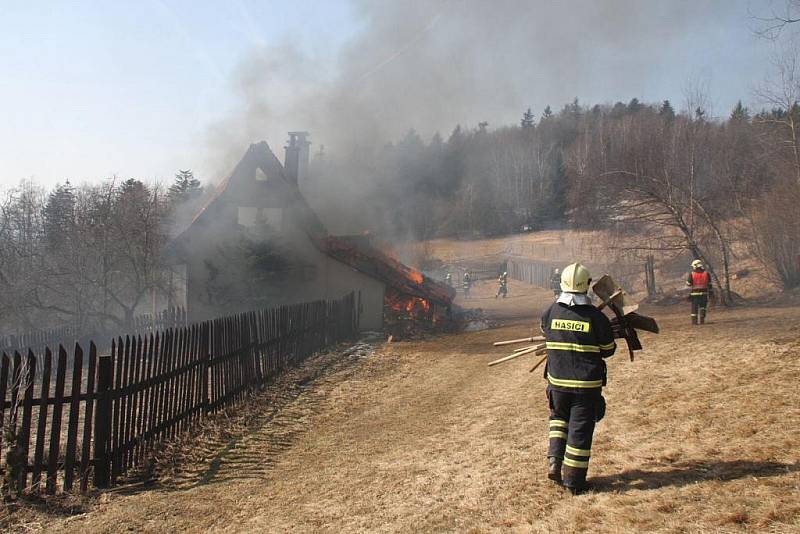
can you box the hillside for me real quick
[400,228,779,300]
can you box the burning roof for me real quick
[321,236,455,306]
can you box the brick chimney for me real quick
[284,131,310,185]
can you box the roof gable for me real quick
[174,141,327,244]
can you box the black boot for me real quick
[548,457,562,484]
[563,465,592,495]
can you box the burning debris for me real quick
[321,235,456,339]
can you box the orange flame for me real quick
[386,291,431,316]
[409,269,424,285]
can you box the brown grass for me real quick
[404,231,780,299]
[8,279,800,533]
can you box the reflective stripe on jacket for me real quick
[687,270,711,296]
[540,299,616,393]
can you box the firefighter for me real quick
[463,271,472,299]
[686,259,713,325]
[540,263,616,495]
[495,271,508,299]
[445,272,453,287]
[550,268,562,298]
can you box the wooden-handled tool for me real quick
[528,352,548,373]
[487,343,545,366]
[492,335,545,347]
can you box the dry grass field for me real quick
[12,278,799,533]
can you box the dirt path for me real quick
[37,281,800,532]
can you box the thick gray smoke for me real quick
[204,0,748,174]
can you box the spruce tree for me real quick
[44,181,76,249]
[545,151,567,225]
[730,100,750,123]
[521,107,535,128]
[659,100,676,121]
[167,169,202,207]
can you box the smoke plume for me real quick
[206,0,745,166]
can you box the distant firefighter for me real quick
[463,271,472,299]
[541,262,616,495]
[687,259,713,325]
[550,267,562,298]
[445,272,453,287]
[495,271,508,299]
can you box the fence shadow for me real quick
[108,341,369,496]
[591,459,799,493]
[190,346,366,489]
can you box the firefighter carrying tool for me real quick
[489,267,659,495]
[687,259,712,325]
[540,262,616,495]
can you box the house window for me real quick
[255,168,268,181]
[238,206,258,227]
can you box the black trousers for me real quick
[547,387,602,485]
[691,294,708,324]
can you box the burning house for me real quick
[323,235,456,336]
[169,135,454,332]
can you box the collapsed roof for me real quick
[321,236,455,306]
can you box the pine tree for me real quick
[611,101,627,118]
[628,97,642,113]
[542,105,553,120]
[43,181,76,249]
[545,150,567,225]
[521,107,535,128]
[659,100,676,121]
[730,100,750,123]
[565,97,581,118]
[120,178,147,195]
[167,170,202,207]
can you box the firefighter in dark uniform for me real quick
[495,271,508,298]
[687,259,712,325]
[540,262,616,495]
[550,268,562,298]
[445,272,453,287]
[463,271,472,299]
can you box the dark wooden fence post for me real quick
[645,255,657,297]
[202,322,210,415]
[93,355,113,488]
[16,351,36,492]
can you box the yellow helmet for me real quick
[691,259,703,269]
[560,263,591,293]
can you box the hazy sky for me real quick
[0,0,783,188]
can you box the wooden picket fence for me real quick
[0,307,188,357]
[0,326,80,358]
[0,293,357,494]
[507,257,647,294]
[506,257,563,288]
